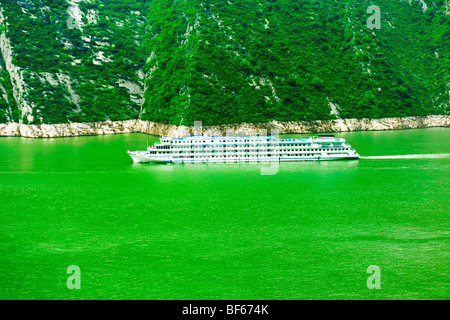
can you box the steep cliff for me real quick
[0,0,448,128]
[0,0,146,124]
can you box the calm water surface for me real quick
[0,128,449,299]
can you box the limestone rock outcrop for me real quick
[0,115,449,138]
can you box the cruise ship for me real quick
[127,134,360,163]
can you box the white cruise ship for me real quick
[127,134,360,163]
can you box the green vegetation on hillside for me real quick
[0,0,448,125]
[142,0,449,126]
[0,0,146,124]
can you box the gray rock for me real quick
[0,116,448,138]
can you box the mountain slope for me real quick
[0,0,147,124]
[0,0,449,126]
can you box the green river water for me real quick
[0,128,449,299]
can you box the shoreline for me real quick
[0,115,449,138]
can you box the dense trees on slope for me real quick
[0,0,146,124]
[0,0,448,125]
[141,0,449,126]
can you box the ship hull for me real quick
[128,151,172,164]
[130,154,359,164]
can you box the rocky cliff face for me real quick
[0,0,145,124]
[0,0,449,127]
[1,116,448,138]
